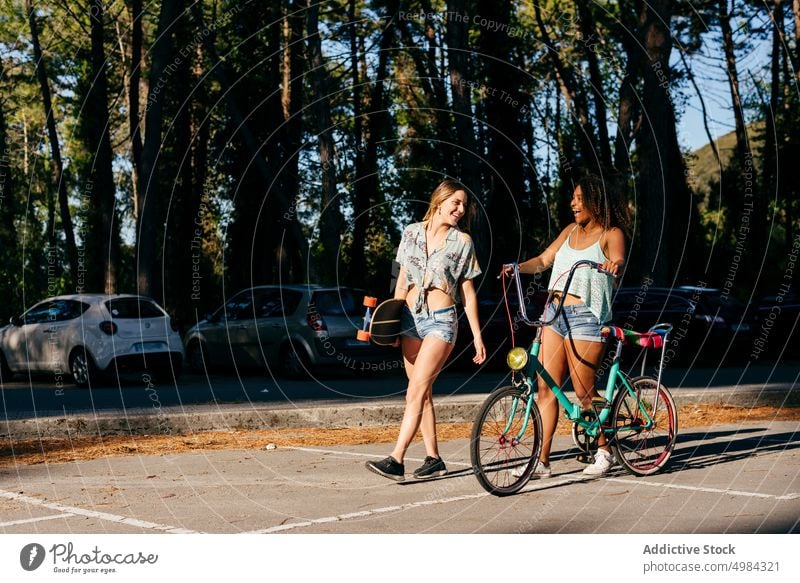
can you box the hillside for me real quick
[687,121,764,197]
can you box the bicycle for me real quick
[470,259,678,496]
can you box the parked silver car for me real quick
[0,295,184,387]
[184,285,394,377]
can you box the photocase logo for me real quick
[20,543,46,571]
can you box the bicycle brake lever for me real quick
[497,262,517,279]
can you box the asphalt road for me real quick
[1,420,798,534]
[2,362,798,417]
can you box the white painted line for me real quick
[247,491,491,534]
[0,489,199,534]
[0,513,75,528]
[606,478,800,501]
[249,448,800,534]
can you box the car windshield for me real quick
[312,290,362,317]
[105,298,164,319]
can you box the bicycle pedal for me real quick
[576,453,595,464]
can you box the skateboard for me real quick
[356,297,404,347]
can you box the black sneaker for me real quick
[365,456,405,481]
[412,456,447,479]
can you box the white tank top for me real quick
[546,226,613,324]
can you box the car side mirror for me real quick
[10,315,22,327]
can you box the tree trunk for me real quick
[280,0,305,281]
[127,0,144,224]
[0,65,18,304]
[396,4,452,172]
[203,9,307,289]
[577,0,612,169]
[307,1,343,284]
[446,0,486,263]
[85,0,120,293]
[533,2,595,163]
[348,0,398,285]
[719,0,750,166]
[136,0,183,297]
[763,0,782,214]
[793,0,800,84]
[478,0,528,272]
[27,1,79,283]
[633,0,691,283]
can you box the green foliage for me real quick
[0,0,796,329]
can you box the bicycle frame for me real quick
[504,260,671,441]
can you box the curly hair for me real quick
[575,173,631,234]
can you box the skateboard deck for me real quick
[356,298,404,346]
[369,298,405,346]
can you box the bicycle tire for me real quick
[470,386,542,496]
[610,375,678,476]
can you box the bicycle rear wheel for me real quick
[470,386,542,496]
[611,375,678,476]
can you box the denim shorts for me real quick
[543,301,604,343]
[401,305,458,344]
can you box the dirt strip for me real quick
[1,405,799,468]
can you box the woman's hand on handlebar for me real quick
[599,259,622,277]
[499,263,516,278]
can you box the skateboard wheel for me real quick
[363,296,378,308]
[356,330,371,342]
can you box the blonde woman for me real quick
[366,179,486,481]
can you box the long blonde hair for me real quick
[422,179,474,232]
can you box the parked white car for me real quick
[0,295,184,387]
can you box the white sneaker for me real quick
[511,461,551,479]
[582,449,615,476]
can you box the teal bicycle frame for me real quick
[504,260,672,443]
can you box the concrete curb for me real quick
[3,383,797,440]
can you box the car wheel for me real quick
[186,341,208,373]
[0,351,13,382]
[69,348,98,388]
[279,342,311,379]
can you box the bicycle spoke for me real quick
[470,386,542,495]
[611,376,678,476]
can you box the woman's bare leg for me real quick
[538,327,568,464]
[390,336,453,463]
[565,338,607,447]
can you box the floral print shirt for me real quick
[395,221,482,314]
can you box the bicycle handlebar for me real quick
[502,259,614,328]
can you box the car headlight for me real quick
[506,347,528,371]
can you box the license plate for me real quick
[133,342,167,352]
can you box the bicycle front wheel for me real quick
[611,375,678,476]
[470,386,542,496]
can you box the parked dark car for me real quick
[611,286,758,366]
[183,285,397,378]
[754,292,800,360]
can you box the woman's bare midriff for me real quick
[405,286,455,312]
[551,291,583,306]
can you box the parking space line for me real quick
[0,489,199,534]
[248,491,492,533]
[606,477,799,500]
[0,513,75,528]
[251,448,800,534]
